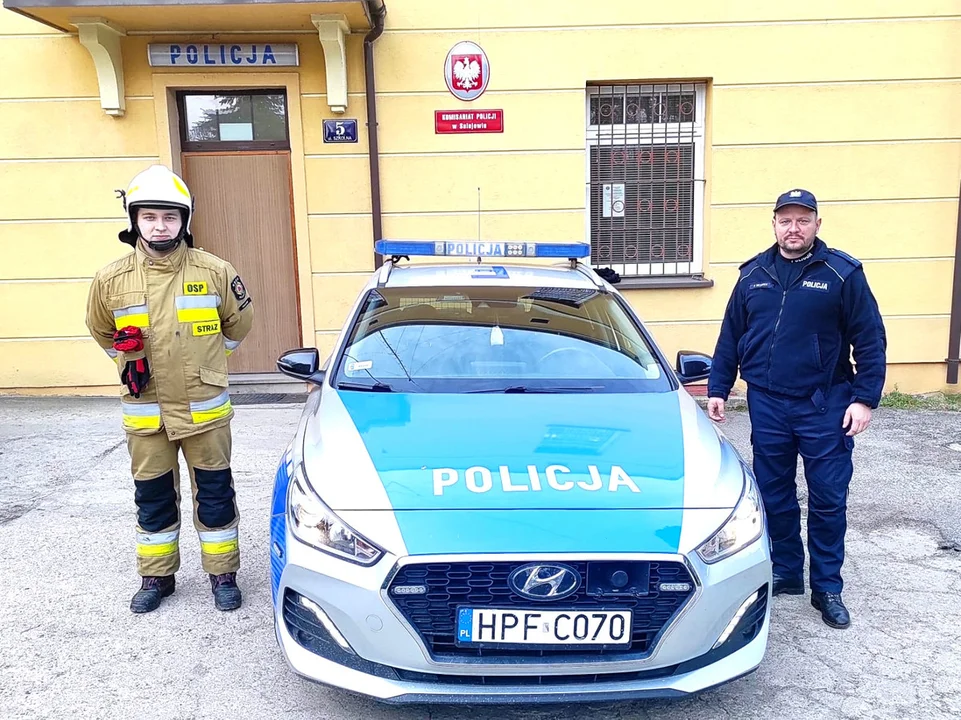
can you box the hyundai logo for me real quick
[508,563,580,601]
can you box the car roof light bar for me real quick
[373,239,592,260]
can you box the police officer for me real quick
[85,165,254,613]
[707,189,886,629]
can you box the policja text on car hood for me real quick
[300,387,745,513]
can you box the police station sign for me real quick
[436,41,504,134]
[435,109,504,134]
[147,43,299,67]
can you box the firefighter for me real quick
[85,165,254,613]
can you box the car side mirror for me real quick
[277,348,326,386]
[676,351,712,384]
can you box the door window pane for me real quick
[252,94,287,141]
[184,95,220,141]
[182,92,286,144]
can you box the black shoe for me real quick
[811,591,851,629]
[130,575,175,613]
[210,572,242,611]
[772,574,804,596]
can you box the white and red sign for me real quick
[435,109,504,134]
[443,41,490,101]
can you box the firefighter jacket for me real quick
[86,242,254,440]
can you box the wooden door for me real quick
[182,152,300,374]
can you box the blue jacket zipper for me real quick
[760,259,823,388]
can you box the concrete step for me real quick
[228,372,309,404]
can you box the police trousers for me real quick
[746,382,855,594]
[126,423,240,577]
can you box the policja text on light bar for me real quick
[373,240,591,259]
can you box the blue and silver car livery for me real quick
[270,241,771,704]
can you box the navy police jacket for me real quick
[707,238,887,408]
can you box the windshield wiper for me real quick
[467,385,599,394]
[336,381,394,392]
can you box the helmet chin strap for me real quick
[145,237,181,253]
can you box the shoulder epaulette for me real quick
[827,247,862,269]
[738,253,761,270]
[187,247,227,271]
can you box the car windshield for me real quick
[332,284,672,393]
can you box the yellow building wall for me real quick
[0,12,343,391]
[306,2,961,394]
[1,2,960,396]
[0,9,150,391]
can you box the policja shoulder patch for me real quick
[230,276,247,301]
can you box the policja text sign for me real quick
[147,44,299,67]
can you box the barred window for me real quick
[587,83,706,279]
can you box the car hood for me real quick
[300,387,746,514]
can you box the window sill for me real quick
[614,276,714,290]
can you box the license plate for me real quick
[456,607,632,646]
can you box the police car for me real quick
[269,240,771,704]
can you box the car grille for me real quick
[394,664,679,685]
[386,560,695,660]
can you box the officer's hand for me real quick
[707,398,726,422]
[843,402,872,436]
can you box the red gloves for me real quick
[113,326,150,398]
[121,358,150,398]
[113,326,144,353]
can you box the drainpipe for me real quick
[946,179,961,383]
[364,0,387,269]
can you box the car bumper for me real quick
[275,611,767,704]
[272,531,771,704]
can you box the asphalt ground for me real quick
[1,396,959,719]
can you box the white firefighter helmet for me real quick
[118,164,195,248]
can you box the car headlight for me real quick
[288,464,383,565]
[695,469,764,564]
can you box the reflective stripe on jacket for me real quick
[85,242,254,439]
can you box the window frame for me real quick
[176,89,291,152]
[584,83,707,279]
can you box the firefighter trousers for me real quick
[126,423,240,577]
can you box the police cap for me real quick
[774,188,818,214]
